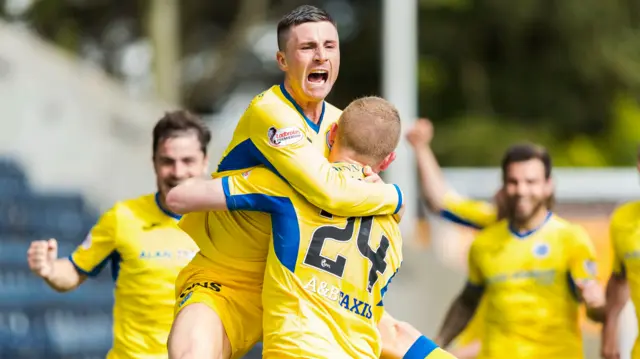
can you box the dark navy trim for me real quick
[566,272,581,302]
[377,267,400,306]
[393,184,403,214]
[613,263,627,279]
[439,210,483,230]
[509,211,552,239]
[68,251,121,281]
[216,139,286,182]
[465,280,485,293]
[155,192,182,220]
[279,83,325,133]
[403,335,438,359]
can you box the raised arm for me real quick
[241,107,402,217]
[406,119,498,229]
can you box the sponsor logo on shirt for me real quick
[267,126,304,147]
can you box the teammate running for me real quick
[166,6,403,359]
[26,111,207,359]
[601,147,640,359]
[434,144,605,359]
[168,96,455,359]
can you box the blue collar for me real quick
[279,83,325,133]
[155,192,182,220]
[509,211,552,239]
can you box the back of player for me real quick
[224,164,402,359]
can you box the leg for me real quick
[168,302,232,359]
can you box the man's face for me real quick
[503,159,551,223]
[278,21,340,102]
[153,133,207,199]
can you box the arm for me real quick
[601,274,629,359]
[436,283,484,348]
[27,238,87,292]
[166,177,227,214]
[601,219,630,359]
[245,107,402,216]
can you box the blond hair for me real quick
[336,96,401,164]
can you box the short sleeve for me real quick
[467,242,484,287]
[567,225,598,283]
[69,206,118,277]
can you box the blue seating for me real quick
[0,157,110,358]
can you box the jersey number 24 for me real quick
[303,210,390,293]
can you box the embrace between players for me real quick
[26,4,632,359]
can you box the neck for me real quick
[510,208,550,233]
[328,147,374,171]
[284,80,324,124]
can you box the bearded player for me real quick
[26,111,207,359]
[434,144,605,359]
[168,97,455,359]
[166,6,405,359]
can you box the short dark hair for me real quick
[277,5,335,51]
[501,143,552,181]
[152,110,211,156]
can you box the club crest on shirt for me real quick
[584,260,597,276]
[532,242,550,258]
[267,126,303,147]
[81,233,92,250]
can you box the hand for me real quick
[406,118,434,148]
[363,166,385,184]
[27,238,58,279]
[577,280,605,308]
[601,340,620,359]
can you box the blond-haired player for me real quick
[168,96,455,359]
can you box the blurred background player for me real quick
[26,111,208,359]
[167,6,403,359]
[601,146,640,359]
[406,118,505,358]
[167,96,454,359]
[434,144,605,359]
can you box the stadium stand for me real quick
[0,157,113,359]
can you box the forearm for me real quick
[586,305,606,323]
[166,178,227,214]
[602,275,629,344]
[414,146,447,212]
[437,297,477,348]
[44,259,86,292]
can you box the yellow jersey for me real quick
[468,213,597,359]
[221,164,403,359]
[610,201,640,359]
[180,84,402,285]
[69,193,198,359]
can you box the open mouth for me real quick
[308,70,328,84]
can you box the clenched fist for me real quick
[405,118,434,148]
[27,238,58,279]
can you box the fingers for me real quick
[27,239,53,277]
[47,238,58,252]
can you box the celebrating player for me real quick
[601,147,640,359]
[168,96,454,359]
[26,111,206,359]
[166,6,403,359]
[434,144,605,359]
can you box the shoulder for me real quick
[323,102,342,120]
[246,86,292,120]
[474,220,509,244]
[108,193,156,219]
[611,201,640,229]
[549,215,591,245]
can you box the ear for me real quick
[276,51,287,72]
[203,155,210,175]
[378,151,396,172]
[328,123,338,147]
[545,177,555,197]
